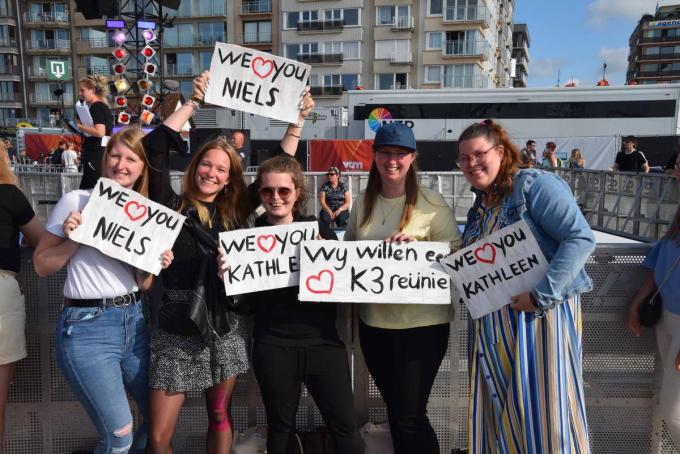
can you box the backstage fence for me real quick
[6,244,680,453]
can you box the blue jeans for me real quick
[55,299,150,454]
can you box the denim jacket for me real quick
[467,168,596,310]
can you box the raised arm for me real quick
[280,87,315,157]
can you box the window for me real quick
[180,80,193,97]
[660,46,675,55]
[425,66,441,83]
[641,63,657,72]
[427,32,442,49]
[343,41,360,59]
[0,81,16,101]
[0,0,12,17]
[310,74,358,90]
[375,40,410,60]
[198,22,225,45]
[444,30,477,55]
[0,25,14,47]
[429,0,443,15]
[324,41,342,55]
[285,44,299,59]
[642,47,660,55]
[200,52,212,71]
[285,12,299,29]
[198,0,225,15]
[445,0,480,21]
[325,9,341,21]
[443,63,480,88]
[244,20,271,43]
[167,53,194,75]
[375,73,408,89]
[343,8,359,26]
[164,23,194,46]
[288,8,359,29]
[377,5,409,26]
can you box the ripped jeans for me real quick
[55,299,150,454]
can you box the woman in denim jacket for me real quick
[457,120,595,454]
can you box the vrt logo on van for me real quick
[367,108,414,132]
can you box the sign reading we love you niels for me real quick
[204,43,311,123]
[439,220,549,320]
[218,222,317,296]
[298,241,452,304]
[69,178,185,275]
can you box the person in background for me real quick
[665,143,678,175]
[628,151,680,450]
[568,148,586,169]
[61,141,79,173]
[541,141,563,168]
[231,131,250,169]
[51,140,68,166]
[344,123,462,454]
[519,139,537,167]
[0,141,45,448]
[3,139,16,164]
[318,166,350,229]
[611,135,649,173]
[457,119,594,453]
[76,75,113,189]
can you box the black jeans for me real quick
[79,146,104,190]
[319,209,349,229]
[252,342,364,454]
[359,321,450,454]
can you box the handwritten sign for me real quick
[298,241,452,304]
[439,221,549,319]
[204,43,311,123]
[69,178,185,275]
[219,222,317,295]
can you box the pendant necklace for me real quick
[379,198,402,225]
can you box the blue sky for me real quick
[514,0,659,87]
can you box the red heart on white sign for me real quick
[306,270,334,294]
[251,57,274,79]
[124,201,147,222]
[473,243,496,264]
[257,235,277,253]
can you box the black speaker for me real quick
[74,0,118,19]
[189,128,232,155]
[158,0,182,10]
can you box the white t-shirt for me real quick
[62,149,78,172]
[46,190,139,299]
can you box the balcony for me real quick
[390,51,413,65]
[391,16,414,31]
[443,40,491,60]
[25,39,70,51]
[76,37,114,50]
[79,65,112,76]
[443,4,490,28]
[0,38,17,49]
[442,74,489,88]
[0,6,12,17]
[638,69,680,77]
[242,32,273,45]
[30,92,74,105]
[165,63,195,76]
[296,52,343,65]
[240,0,271,14]
[0,94,22,103]
[638,52,680,62]
[310,85,343,97]
[640,35,680,44]
[164,35,221,48]
[0,66,20,76]
[28,67,47,79]
[23,11,69,25]
[297,19,344,33]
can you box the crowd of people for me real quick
[0,71,678,454]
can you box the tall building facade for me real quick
[0,0,21,129]
[627,2,680,85]
[511,22,528,87]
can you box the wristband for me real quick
[190,95,205,105]
[289,120,304,128]
[185,99,200,111]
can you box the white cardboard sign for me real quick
[298,240,452,304]
[204,43,311,123]
[219,222,318,295]
[69,178,185,275]
[439,220,549,319]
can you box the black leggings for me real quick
[79,146,104,190]
[359,321,450,454]
[252,342,364,454]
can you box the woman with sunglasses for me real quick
[318,166,350,229]
[343,123,462,454]
[143,72,315,454]
[457,119,594,453]
[219,156,363,454]
[33,128,173,454]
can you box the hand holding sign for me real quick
[62,210,82,237]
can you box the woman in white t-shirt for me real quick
[61,141,79,173]
[33,127,173,454]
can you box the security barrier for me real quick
[6,244,680,453]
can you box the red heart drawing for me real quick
[474,243,496,264]
[306,269,334,294]
[257,235,276,253]
[124,201,147,222]
[252,57,274,79]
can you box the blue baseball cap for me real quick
[373,123,416,152]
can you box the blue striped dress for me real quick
[464,203,590,454]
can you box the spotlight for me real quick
[140,110,155,125]
[112,47,127,60]
[114,78,129,93]
[106,20,125,29]
[113,30,127,45]
[137,79,152,91]
[141,94,156,108]
[112,63,126,75]
[141,45,156,59]
[137,20,156,30]
[114,96,127,107]
[117,112,131,125]
[143,62,157,76]
[142,29,156,43]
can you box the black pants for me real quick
[318,209,349,229]
[359,321,450,454]
[79,146,104,190]
[252,342,364,454]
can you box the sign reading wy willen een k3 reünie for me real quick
[439,220,549,320]
[204,43,311,124]
[69,178,185,275]
[298,241,452,304]
[219,222,317,296]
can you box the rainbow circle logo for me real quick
[368,108,392,132]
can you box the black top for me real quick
[0,185,35,273]
[615,150,648,172]
[320,181,348,211]
[248,215,341,347]
[82,101,113,150]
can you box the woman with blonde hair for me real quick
[0,142,44,447]
[76,74,113,189]
[568,148,586,169]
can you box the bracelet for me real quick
[289,120,304,128]
[190,95,205,105]
[185,99,200,111]
[287,132,300,138]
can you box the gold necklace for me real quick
[379,198,402,225]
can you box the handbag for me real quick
[638,254,680,327]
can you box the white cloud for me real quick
[587,0,657,26]
[529,58,566,79]
[599,47,630,76]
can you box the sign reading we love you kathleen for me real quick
[439,220,549,320]
[69,178,185,275]
[204,43,311,123]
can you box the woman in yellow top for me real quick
[344,123,462,454]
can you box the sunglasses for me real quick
[259,186,294,199]
[327,172,338,176]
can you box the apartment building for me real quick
[627,2,680,85]
[0,0,21,130]
[511,22,528,87]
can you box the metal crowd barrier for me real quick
[7,244,679,453]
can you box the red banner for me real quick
[23,133,83,162]
[309,140,374,172]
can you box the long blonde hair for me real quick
[0,141,17,185]
[568,148,585,168]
